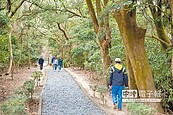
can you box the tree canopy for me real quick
[0,0,173,113]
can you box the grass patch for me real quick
[127,103,157,115]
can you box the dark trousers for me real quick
[58,64,62,70]
[54,64,58,70]
[40,64,43,70]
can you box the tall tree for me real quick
[85,0,111,82]
[170,0,173,80]
[1,0,27,74]
[112,0,163,112]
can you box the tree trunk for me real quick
[169,0,173,83]
[113,6,163,112]
[153,19,171,49]
[26,30,31,69]
[170,0,173,38]
[18,34,23,67]
[149,0,171,49]
[99,39,111,84]
[7,28,13,74]
[69,44,73,66]
[126,54,137,89]
[85,0,111,85]
[98,24,111,81]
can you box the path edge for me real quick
[38,68,48,115]
[64,68,115,115]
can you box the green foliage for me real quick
[30,39,42,63]
[23,79,35,99]
[14,87,29,98]
[1,79,36,115]
[0,12,9,35]
[112,0,132,11]
[95,84,108,95]
[84,49,102,74]
[71,19,96,41]
[1,95,27,115]
[70,18,102,71]
[48,37,62,56]
[0,12,9,27]
[110,31,125,65]
[41,11,68,25]
[145,39,173,111]
[11,35,20,64]
[72,46,86,68]
[31,71,43,86]
[127,103,157,115]
[97,27,106,40]
[0,35,10,64]
[99,1,112,20]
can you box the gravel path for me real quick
[42,68,105,115]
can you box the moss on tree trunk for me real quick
[113,6,163,112]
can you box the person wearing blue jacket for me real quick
[109,58,128,111]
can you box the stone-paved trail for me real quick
[41,68,105,115]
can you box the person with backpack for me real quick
[109,58,128,111]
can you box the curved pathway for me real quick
[41,68,105,115]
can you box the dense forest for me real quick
[0,0,173,114]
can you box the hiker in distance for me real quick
[53,57,58,71]
[51,55,55,68]
[51,56,55,65]
[109,58,128,111]
[58,57,63,71]
[38,56,44,70]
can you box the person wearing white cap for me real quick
[109,58,128,111]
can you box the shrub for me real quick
[1,78,36,114]
[127,103,157,115]
[31,71,43,86]
[23,79,35,99]
[1,95,27,115]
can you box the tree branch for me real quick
[10,0,26,18]
[96,0,102,15]
[0,7,5,11]
[85,0,99,33]
[25,0,85,19]
[65,9,83,18]
[57,23,69,40]
[146,35,172,47]
[26,0,44,10]
[7,0,11,14]
[77,8,87,18]
[59,0,86,18]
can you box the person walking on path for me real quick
[58,57,63,70]
[51,56,55,68]
[53,57,58,70]
[109,58,128,111]
[51,56,55,65]
[38,56,44,70]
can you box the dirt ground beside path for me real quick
[1,66,127,115]
[0,67,42,115]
